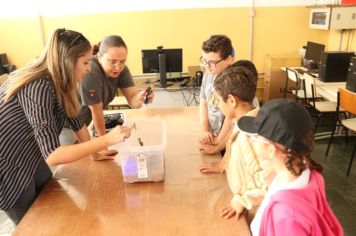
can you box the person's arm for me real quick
[17,80,125,166]
[199,99,214,144]
[215,116,233,144]
[67,114,116,161]
[75,125,91,142]
[74,125,116,161]
[200,99,210,132]
[88,102,106,136]
[228,163,269,217]
[46,125,131,166]
[120,87,145,108]
[199,128,232,154]
[271,218,309,236]
[65,116,91,142]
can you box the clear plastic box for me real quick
[114,119,167,183]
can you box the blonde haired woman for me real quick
[0,28,131,224]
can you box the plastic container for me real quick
[115,119,167,183]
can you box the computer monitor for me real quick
[304,41,325,67]
[142,47,182,88]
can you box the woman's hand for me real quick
[135,87,155,107]
[136,89,146,106]
[104,125,132,146]
[91,150,118,161]
[143,87,154,104]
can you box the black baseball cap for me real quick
[238,99,313,150]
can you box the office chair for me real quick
[325,88,356,175]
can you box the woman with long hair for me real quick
[0,28,131,224]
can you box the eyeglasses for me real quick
[105,58,126,68]
[200,56,225,68]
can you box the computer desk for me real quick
[13,107,251,236]
[316,84,345,103]
[109,76,200,109]
[300,73,346,103]
[281,67,346,102]
[280,68,347,139]
[299,73,349,141]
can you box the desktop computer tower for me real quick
[0,54,8,76]
[319,51,354,82]
[0,53,8,66]
[346,56,356,92]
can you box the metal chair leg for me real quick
[314,114,322,133]
[325,115,338,158]
[345,128,349,145]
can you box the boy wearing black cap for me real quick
[238,99,343,236]
[200,65,273,220]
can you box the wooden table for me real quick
[13,107,251,236]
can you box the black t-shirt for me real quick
[78,56,134,125]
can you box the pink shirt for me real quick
[259,170,343,236]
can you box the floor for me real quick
[315,138,356,236]
[1,137,355,235]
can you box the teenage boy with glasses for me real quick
[199,35,259,155]
[199,35,235,154]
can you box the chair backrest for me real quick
[285,68,300,99]
[339,87,356,115]
[286,68,299,83]
[303,74,317,106]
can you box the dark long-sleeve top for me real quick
[0,78,84,211]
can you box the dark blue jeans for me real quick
[5,158,52,225]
